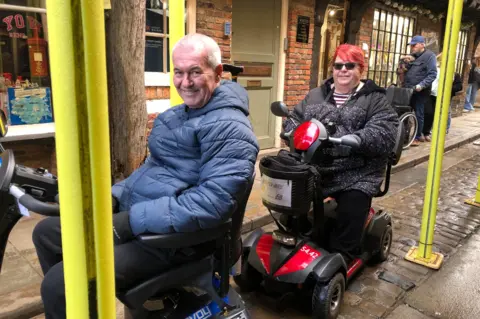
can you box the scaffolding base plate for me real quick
[404,247,444,270]
[465,198,480,208]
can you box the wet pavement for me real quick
[238,142,480,318]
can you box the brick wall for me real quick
[3,138,56,174]
[284,0,315,108]
[196,0,232,63]
[356,7,374,77]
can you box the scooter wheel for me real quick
[372,224,393,263]
[233,256,263,292]
[311,273,345,319]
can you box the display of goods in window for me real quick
[7,87,53,125]
[27,35,49,77]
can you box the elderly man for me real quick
[32,33,259,318]
[403,35,437,146]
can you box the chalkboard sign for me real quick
[145,37,163,72]
[296,16,310,44]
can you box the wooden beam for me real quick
[344,0,375,44]
[309,0,329,89]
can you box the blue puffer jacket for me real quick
[111,81,259,235]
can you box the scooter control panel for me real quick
[12,164,58,202]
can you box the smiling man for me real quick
[32,33,259,318]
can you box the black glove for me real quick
[112,196,119,214]
[340,134,362,149]
[113,211,134,245]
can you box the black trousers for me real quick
[329,190,372,260]
[423,95,436,136]
[32,217,199,319]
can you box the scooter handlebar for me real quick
[10,185,60,216]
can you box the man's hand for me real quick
[415,84,423,92]
[113,211,134,245]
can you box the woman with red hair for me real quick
[283,44,398,264]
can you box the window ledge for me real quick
[145,72,170,87]
[0,122,55,142]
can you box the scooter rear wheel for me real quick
[372,224,393,263]
[311,273,345,319]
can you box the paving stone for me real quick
[357,299,388,318]
[358,286,398,308]
[386,304,433,319]
[343,291,362,306]
[395,259,431,276]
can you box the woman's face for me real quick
[333,57,362,91]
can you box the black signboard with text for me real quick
[296,15,310,44]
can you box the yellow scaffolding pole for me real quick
[169,0,185,106]
[46,0,116,317]
[405,0,464,270]
[465,172,480,207]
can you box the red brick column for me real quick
[284,0,315,109]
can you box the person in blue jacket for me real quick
[32,33,259,318]
[403,35,437,146]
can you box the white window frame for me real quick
[145,0,196,87]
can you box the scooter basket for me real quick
[259,150,317,216]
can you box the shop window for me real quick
[0,1,53,126]
[455,30,468,75]
[145,0,188,74]
[368,9,415,87]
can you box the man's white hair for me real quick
[172,33,222,69]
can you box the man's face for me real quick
[410,43,424,54]
[173,46,222,109]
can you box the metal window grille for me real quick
[455,30,468,75]
[368,8,416,87]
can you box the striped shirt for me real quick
[333,92,351,107]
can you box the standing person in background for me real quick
[425,53,462,138]
[403,35,438,146]
[464,57,480,112]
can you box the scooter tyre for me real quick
[311,273,345,319]
[371,224,392,263]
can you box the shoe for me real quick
[425,135,431,142]
[417,135,426,142]
[411,139,421,147]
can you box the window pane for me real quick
[392,15,398,35]
[145,36,164,72]
[378,31,385,51]
[369,51,376,69]
[380,11,386,30]
[390,32,397,52]
[373,10,379,29]
[372,30,378,50]
[397,17,404,35]
[0,11,50,86]
[403,18,410,34]
[146,1,165,34]
[386,13,392,32]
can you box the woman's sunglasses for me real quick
[333,62,357,70]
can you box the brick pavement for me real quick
[241,142,480,318]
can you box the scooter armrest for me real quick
[137,219,232,249]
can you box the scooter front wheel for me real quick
[311,273,345,319]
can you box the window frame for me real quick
[144,0,196,87]
[368,8,416,88]
[455,29,468,76]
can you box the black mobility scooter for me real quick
[0,89,254,319]
[234,101,404,319]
